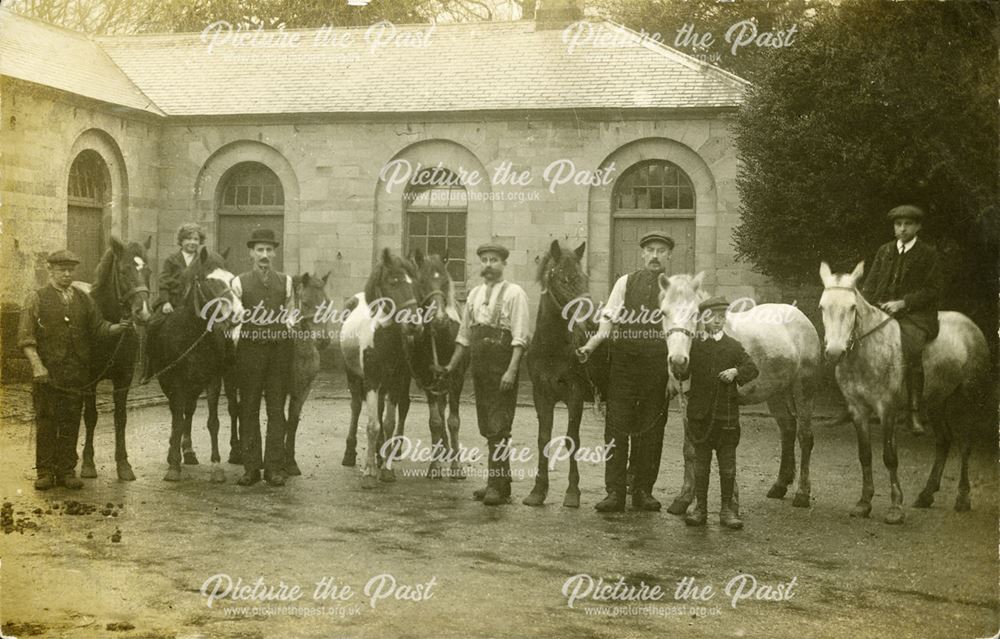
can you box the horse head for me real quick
[97,235,153,324]
[366,248,422,337]
[411,248,459,333]
[293,271,332,347]
[819,261,866,364]
[657,271,706,380]
[184,246,242,330]
[538,240,591,344]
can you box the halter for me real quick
[110,258,149,318]
[824,285,893,354]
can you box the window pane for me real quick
[649,163,664,185]
[429,213,447,236]
[649,189,663,209]
[409,212,427,236]
[429,189,451,207]
[618,190,636,209]
[225,187,236,205]
[428,236,446,256]
[662,188,679,209]
[450,213,466,234]
[679,188,694,209]
[664,164,678,185]
[448,260,465,282]
[274,187,284,205]
[249,185,262,205]
[261,185,273,205]
[637,189,650,209]
[237,185,249,205]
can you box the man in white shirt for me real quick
[438,242,531,506]
[578,232,674,512]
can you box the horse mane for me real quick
[91,248,116,293]
[535,250,554,286]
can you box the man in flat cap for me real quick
[18,250,131,490]
[860,205,942,435]
[438,242,531,506]
[578,231,674,512]
[684,296,759,529]
[231,228,295,486]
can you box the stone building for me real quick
[0,6,770,362]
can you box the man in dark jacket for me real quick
[860,205,942,435]
[684,297,758,529]
[18,250,130,490]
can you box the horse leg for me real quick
[446,387,465,480]
[397,379,411,437]
[914,406,949,508]
[953,396,973,512]
[766,393,797,499]
[206,375,221,457]
[361,389,379,489]
[181,393,199,466]
[427,395,447,479]
[80,391,98,478]
[880,404,904,524]
[523,393,554,507]
[850,405,874,518]
[379,395,399,483]
[792,379,814,508]
[285,390,306,477]
[667,428,695,515]
[225,374,241,464]
[113,380,136,481]
[343,376,362,467]
[163,392,185,481]
[563,398,584,509]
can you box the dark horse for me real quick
[523,240,609,508]
[340,249,422,489]
[405,249,468,479]
[79,236,153,481]
[153,246,240,483]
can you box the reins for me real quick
[825,285,894,354]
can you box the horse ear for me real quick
[850,261,865,282]
[300,273,310,286]
[549,240,562,260]
[413,247,425,267]
[574,242,586,260]
[819,262,833,286]
[144,235,152,250]
[222,247,231,260]
[110,236,124,256]
[381,248,393,265]
[199,245,210,263]
[322,271,331,284]
[691,271,706,290]
[658,272,670,292]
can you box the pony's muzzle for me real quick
[824,344,845,365]
[669,356,689,380]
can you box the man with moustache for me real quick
[18,250,131,490]
[437,243,531,506]
[860,204,942,435]
[577,232,674,512]
[231,228,294,486]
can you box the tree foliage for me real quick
[732,0,998,336]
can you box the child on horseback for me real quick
[684,297,758,529]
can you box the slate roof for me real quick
[1,9,747,117]
[0,9,164,115]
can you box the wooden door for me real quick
[217,215,284,274]
[611,217,695,282]
[67,205,103,282]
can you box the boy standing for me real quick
[684,297,758,529]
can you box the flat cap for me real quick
[476,242,509,260]
[46,249,80,266]
[639,232,675,250]
[698,296,730,313]
[887,205,925,221]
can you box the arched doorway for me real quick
[403,168,468,283]
[67,150,111,282]
[610,160,696,281]
[216,162,285,273]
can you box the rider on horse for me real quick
[859,205,943,435]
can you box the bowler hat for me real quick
[698,296,730,313]
[476,242,509,260]
[46,249,80,266]
[639,232,675,250]
[246,228,280,248]
[887,205,924,222]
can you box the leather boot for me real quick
[719,473,743,529]
[685,458,710,526]
[907,364,927,436]
[473,487,487,501]
[57,471,84,489]
[34,471,55,491]
[631,490,661,511]
[595,491,625,512]
[237,469,261,486]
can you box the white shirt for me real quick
[181,250,195,266]
[599,273,630,324]
[456,279,531,348]
[896,237,916,254]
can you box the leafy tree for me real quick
[732,0,998,342]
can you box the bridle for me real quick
[543,267,591,350]
[824,285,893,355]
[111,257,150,318]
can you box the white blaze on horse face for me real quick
[819,286,857,359]
[206,267,244,317]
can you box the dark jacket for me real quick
[155,250,193,309]
[237,268,292,342]
[611,268,668,358]
[860,238,941,339]
[687,333,759,425]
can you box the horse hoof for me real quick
[116,462,136,482]
[792,493,811,508]
[850,502,872,518]
[80,461,97,479]
[341,452,357,467]
[227,451,242,465]
[210,468,226,483]
[183,452,199,465]
[361,475,379,490]
[427,462,444,479]
[163,467,182,482]
[666,498,691,516]
[379,468,396,483]
[954,496,971,512]
[913,493,934,508]
[562,492,581,509]
[766,483,788,499]
[449,462,466,480]
[884,507,905,525]
[522,492,546,507]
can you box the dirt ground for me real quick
[0,379,997,639]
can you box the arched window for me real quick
[67,150,110,282]
[404,169,468,282]
[611,160,696,281]
[217,162,285,271]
